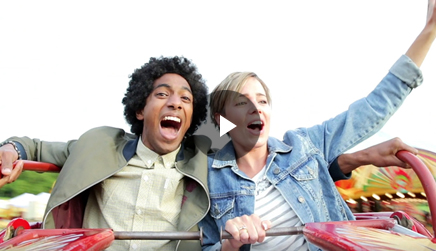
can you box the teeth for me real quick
[163,116,181,123]
[250,121,263,125]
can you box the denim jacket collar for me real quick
[211,137,292,169]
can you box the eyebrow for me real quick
[154,83,192,94]
[238,93,266,98]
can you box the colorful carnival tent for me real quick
[336,148,436,201]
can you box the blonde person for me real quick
[199,1,436,250]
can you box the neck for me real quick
[234,144,268,178]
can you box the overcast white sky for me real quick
[1,0,435,154]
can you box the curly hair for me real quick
[122,56,208,136]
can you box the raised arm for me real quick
[306,1,436,168]
[405,0,436,67]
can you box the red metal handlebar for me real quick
[396,150,436,241]
[2,160,61,174]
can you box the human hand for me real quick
[336,138,419,174]
[359,137,418,169]
[427,0,436,25]
[222,214,272,250]
[0,144,24,187]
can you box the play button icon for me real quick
[194,90,260,159]
[219,115,236,137]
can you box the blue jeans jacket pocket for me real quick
[210,196,235,220]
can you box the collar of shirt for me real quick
[136,136,180,169]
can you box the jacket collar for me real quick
[123,137,139,161]
[122,136,187,162]
[211,137,292,169]
[124,134,211,167]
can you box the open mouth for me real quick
[247,120,264,131]
[160,116,182,139]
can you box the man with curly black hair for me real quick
[123,56,208,138]
[0,56,211,250]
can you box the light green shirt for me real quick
[83,137,184,251]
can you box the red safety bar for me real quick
[397,150,436,238]
[0,160,61,178]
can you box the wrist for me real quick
[422,23,436,41]
[0,141,22,160]
[337,152,367,174]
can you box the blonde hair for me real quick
[209,72,271,127]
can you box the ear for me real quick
[214,113,220,127]
[136,110,144,120]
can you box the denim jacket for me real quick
[198,55,423,251]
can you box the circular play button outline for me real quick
[194,90,261,160]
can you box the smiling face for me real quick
[136,73,193,155]
[219,77,271,152]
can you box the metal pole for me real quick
[114,231,202,240]
[221,226,304,239]
[113,226,304,242]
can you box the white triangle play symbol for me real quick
[220,115,236,137]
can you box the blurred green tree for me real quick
[0,172,58,198]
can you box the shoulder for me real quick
[282,127,311,144]
[185,134,212,153]
[78,126,136,147]
[283,127,308,137]
[81,126,135,139]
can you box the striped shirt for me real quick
[251,167,308,251]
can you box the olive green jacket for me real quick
[9,126,211,250]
